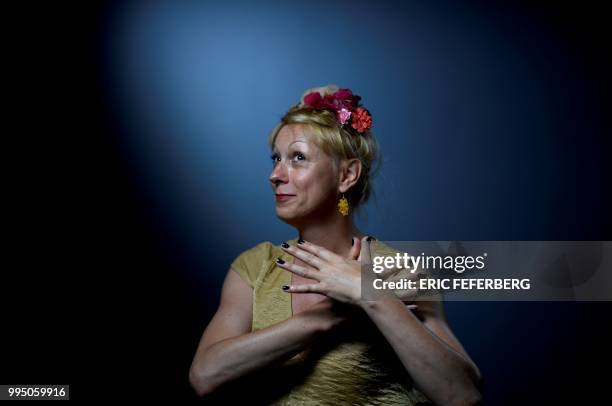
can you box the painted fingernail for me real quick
[281,242,290,248]
[281,284,290,291]
[366,236,373,242]
[351,238,354,246]
[276,258,285,264]
[297,239,305,245]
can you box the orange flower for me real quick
[351,107,372,133]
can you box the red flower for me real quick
[351,107,372,133]
[303,91,324,109]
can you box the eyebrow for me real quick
[289,140,307,147]
[272,141,308,153]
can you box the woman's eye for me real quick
[270,152,305,166]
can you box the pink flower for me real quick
[337,108,352,125]
[351,107,372,133]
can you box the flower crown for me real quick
[300,85,373,134]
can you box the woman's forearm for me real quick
[189,309,339,397]
[360,297,482,406]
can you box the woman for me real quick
[189,85,482,405]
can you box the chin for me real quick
[275,207,303,226]
[275,208,295,221]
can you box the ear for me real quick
[338,158,362,193]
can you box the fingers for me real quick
[276,258,322,281]
[349,237,361,260]
[378,265,403,280]
[292,239,344,264]
[282,283,322,294]
[280,242,325,269]
[284,237,365,263]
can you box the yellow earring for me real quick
[338,193,349,216]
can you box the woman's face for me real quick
[269,124,339,225]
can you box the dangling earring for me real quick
[338,193,349,216]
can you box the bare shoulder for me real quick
[193,268,254,357]
[189,268,254,392]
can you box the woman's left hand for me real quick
[277,236,373,306]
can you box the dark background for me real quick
[4,0,611,403]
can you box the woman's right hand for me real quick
[299,297,352,331]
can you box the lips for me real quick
[275,194,295,202]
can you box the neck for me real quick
[294,211,367,257]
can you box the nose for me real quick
[269,159,288,187]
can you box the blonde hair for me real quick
[268,84,380,212]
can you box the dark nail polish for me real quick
[351,238,354,246]
[281,242,289,248]
[276,258,285,264]
[281,284,289,291]
[366,236,373,242]
[297,239,305,245]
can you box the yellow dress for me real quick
[229,237,433,406]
